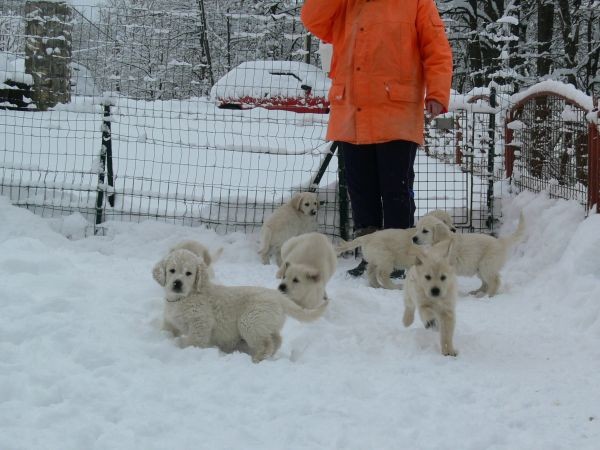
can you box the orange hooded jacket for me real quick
[301,0,453,145]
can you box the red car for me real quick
[210,60,331,114]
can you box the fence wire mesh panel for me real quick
[423,105,500,233]
[1,1,499,239]
[506,94,590,207]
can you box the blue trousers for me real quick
[340,140,417,231]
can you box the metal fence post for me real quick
[486,87,497,231]
[304,34,312,65]
[588,105,600,213]
[103,104,115,207]
[94,103,115,234]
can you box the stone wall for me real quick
[24,1,72,110]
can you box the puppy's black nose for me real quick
[278,284,287,292]
[412,236,418,243]
[173,279,182,291]
[431,287,440,297]
[310,210,317,216]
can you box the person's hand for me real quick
[425,100,444,119]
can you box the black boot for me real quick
[345,226,379,277]
[347,258,368,277]
[390,269,406,279]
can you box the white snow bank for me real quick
[1,191,600,449]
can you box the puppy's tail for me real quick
[334,236,366,255]
[210,247,224,265]
[499,211,526,248]
[280,296,328,322]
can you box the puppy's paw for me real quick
[424,319,438,330]
[442,348,458,357]
[402,309,415,327]
[176,335,191,349]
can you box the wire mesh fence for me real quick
[1,2,596,241]
[504,86,597,209]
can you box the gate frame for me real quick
[504,89,597,212]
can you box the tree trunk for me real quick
[536,0,555,78]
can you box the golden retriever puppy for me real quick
[336,228,415,289]
[412,212,526,297]
[168,239,223,279]
[152,249,327,363]
[402,246,458,356]
[259,192,319,266]
[425,209,456,232]
[334,210,455,289]
[276,232,337,310]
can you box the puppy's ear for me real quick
[289,193,304,211]
[152,259,167,286]
[433,221,451,243]
[194,262,210,291]
[276,261,289,279]
[305,268,321,283]
[201,249,212,266]
[408,244,427,266]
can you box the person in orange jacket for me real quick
[301,0,453,276]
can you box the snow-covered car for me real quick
[210,60,331,113]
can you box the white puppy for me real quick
[425,209,456,232]
[152,249,327,363]
[412,212,526,297]
[336,228,415,289]
[276,232,337,309]
[259,192,319,266]
[403,246,458,356]
[168,239,223,278]
[334,209,456,289]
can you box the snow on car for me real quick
[210,60,331,113]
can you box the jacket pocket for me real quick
[385,81,422,103]
[328,84,345,104]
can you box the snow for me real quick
[561,104,580,122]
[510,80,594,112]
[1,189,600,449]
[0,51,33,86]
[497,16,519,26]
[506,119,526,130]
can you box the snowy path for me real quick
[1,191,599,450]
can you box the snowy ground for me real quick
[1,190,599,450]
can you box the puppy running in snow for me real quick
[276,232,337,310]
[402,245,459,356]
[412,212,526,297]
[153,249,326,363]
[259,192,319,266]
[335,209,456,289]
